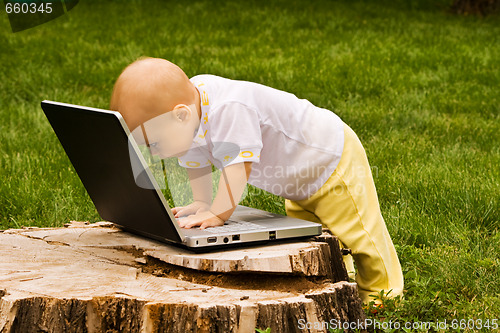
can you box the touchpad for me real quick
[231,212,276,222]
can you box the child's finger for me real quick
[184,221,202,229]
[199,219,224,230]
[174,207,193,218]
[177,216,193,228]
[171,206,182,215]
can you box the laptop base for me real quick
[176,235,319,253]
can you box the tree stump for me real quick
[0,222,366,333]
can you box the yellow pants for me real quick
[285,124,404,304]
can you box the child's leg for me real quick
[286,124,404,305]
[285,200,356,281]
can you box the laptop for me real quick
[41,101,322,252]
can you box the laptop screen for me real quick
[41,101,184,243]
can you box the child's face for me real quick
[131,104,199,159]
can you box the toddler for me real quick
[110,57,404,304]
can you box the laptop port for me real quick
[207,237,217,243]
[269,231,276,240]
[223,237,229,243]
[232,234,240,241]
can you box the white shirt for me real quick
[178,74,345,200]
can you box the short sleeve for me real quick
[177,146,212,169]
[208,102,262,168]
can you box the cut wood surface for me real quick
[0,222,365,333]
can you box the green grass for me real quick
[1,0,499,328]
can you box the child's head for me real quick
[110,57,200,158]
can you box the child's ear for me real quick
[173,104,190,122]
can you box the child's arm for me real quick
[177,162,252,229]
[171,166,213,217]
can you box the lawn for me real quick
[1,0,499,329]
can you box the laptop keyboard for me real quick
[202,220,267,234]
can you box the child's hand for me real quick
[177,210,225,229]
[172,201,210,218]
